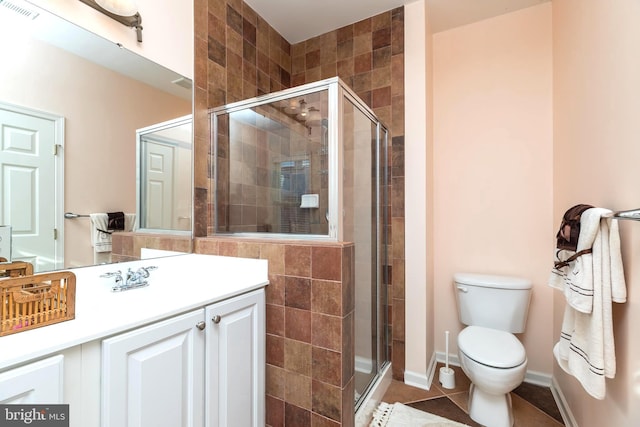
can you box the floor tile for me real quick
[379,365,565,427]
[511,393,564,427]
[513,382,564,423]
[408,397,481,426]
[381,378,444,403]
[432,364,473,396]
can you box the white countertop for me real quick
[0,254,268,370]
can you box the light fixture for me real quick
[96,0,137,16]
[299,100,308,117]
[284,98,299,114]
[78,0,143,42]
[307,107,322,126]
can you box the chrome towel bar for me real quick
[64,212,89,219]
[609,208,640,221]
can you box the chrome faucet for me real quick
[101,266,158,292]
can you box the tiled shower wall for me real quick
[98,1,410,425]
[193,0,406,381]
[213,98,329,235]
[286,9,407,379]
[194,237,355,426]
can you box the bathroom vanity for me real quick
[0,254,268,427]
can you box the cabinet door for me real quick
[102,310,205,427]
[205,289,265,427]
[0,355,63,404]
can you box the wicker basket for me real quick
[0,271,76,336]
[0,261,34,278]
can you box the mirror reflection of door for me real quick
[0,103,63,272]
[143,141,175,229]
[137,116,192,232]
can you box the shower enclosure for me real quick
[210,77,389,408]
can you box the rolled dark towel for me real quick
[107,211,125,230]
[556,204,593,251]
[554,204,594,269]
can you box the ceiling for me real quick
[244,0,550,44]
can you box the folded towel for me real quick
[90,214,112,253]
[124,213,136,232]
[549,206,627,399]
[107,211,125,230]
[90,213,137,264]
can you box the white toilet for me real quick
[453,272,532,427]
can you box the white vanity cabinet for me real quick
[101,288,265,427]
[0,254,268,427]
[101,310,206,427]
[205,288,265,427]
[0,355,64,404]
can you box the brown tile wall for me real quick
[111,232,192,262]
[194,0,293,238]
[214,100,329,235]
[288,8,406,380]
[195,237,355,427]
[110,1,408,425]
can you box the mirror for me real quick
[137,115,192,233]
[0,1,192,272]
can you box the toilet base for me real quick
[468,383,514,427]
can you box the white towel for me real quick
[90,214,111,253]
[90,213,137,264]
[548,207,627,399]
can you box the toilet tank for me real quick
[454,273,532,333]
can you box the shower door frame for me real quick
[340,88,390,410]
[209,77,391,409]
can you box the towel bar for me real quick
[610,208,640,221]
[64,212,89,219]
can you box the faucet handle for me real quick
[101,270,122,279]
[137,266,158,278]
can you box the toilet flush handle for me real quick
[456,285,469,293]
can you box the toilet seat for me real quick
[458,326,525,368]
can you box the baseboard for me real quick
[435,351,460,367]
[524,369,552,387]
[427,352,438,389]
[434,351,552,387]
[551,376,578,427]
[404,369,431,390]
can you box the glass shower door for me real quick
[342,95,388,405]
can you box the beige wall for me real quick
[7,0,193,268]
[431,3,553,374]
[404,0,434,387]
[553,0,640,424]
[28,0,193,78]
[0,36,190,268]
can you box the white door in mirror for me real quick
[0,105,59,271]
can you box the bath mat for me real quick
[369,402,471,427]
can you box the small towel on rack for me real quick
[90,214,112,253]
[107,211,125,230]
[549,206,627,399]
[90,213,137,264]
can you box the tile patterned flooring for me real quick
[380,364,565,426]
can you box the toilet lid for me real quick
[458,326,526,368]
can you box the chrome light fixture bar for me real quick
[78,0,142,42]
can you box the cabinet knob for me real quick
[196,321,206,330]
[211,315,222,324]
